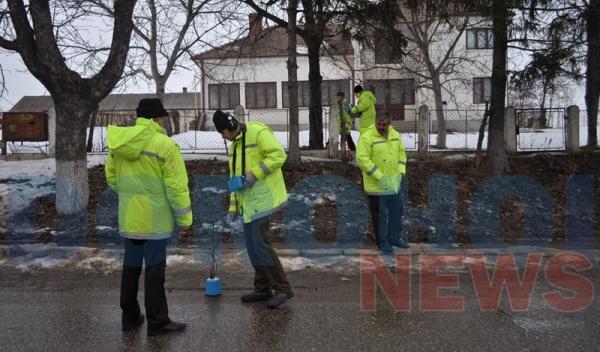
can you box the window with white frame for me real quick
[208,83,240,109]
[374,34,403,64]
[467,28,493,49]
[366,79,415,106]
[473,77,491,104]
[282,81,311,108]
[245,82,277,109]
[282,80,350,107]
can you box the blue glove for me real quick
[344,103,352,114]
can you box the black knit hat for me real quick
[353,85,363,94]
[136,98,168,118]
[212,110,238,133]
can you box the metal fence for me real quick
[4,106,597,156]
[90,109,221,153]
[391,109,418,151]
[427,109,487,151]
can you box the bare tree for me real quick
[242,0,340,149]
[286,0,302,169]
[585,0,600,147]
[0,0,137,215]
[488,0,509,173]
[365,2,489,148]
[87,0,233,134]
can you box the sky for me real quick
[0,52,198,112]
[0,34,587,113]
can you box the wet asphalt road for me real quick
[1,260,599,352]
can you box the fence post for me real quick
[48,106,56,157]
[504,106,517,153]
[234,105,245,122]
[418,104,429,158]
[328,103,340,159]
[566,105,580,152]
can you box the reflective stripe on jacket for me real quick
[105,118,192,239]
[356,124,407,195]
[228,122,288,224]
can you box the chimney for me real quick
[249,13,262,37]
[182,87,188,93]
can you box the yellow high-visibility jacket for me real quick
[228,122,288,223]
[105,118,192,239]
[351,90,377,133]
[338,98,352,134]
[356,124,407,195]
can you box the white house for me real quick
[193,14,354,131]
[355,11,493,131]
[193,12,493,132]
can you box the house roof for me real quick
[193,25,354,61]
[9,93,202,113]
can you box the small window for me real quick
[473,77,491,104]
[467,28,493,49]
[374,34,403,64]
[321,80,350,106]
[282,81,309,108]
[365,79,415,106]
[245,82,277,109]
[208,83,240,109]
[282,80,350,107]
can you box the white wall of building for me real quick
[355,17,493,119]
[196,55,354,130]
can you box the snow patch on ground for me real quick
[166,254,198,266]
[200,187,227,194]
[76,256,120,275]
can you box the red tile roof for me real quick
[193,25,353,61]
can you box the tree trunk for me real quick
[54,98,93,215]
[540,80,548,128]
[586,0,600,148]
[156,82,173,136]
[432,75,446,148]
[487,0,509,174]
[171,110,181,135]
[86,109,98,153]
[306,39,324,149]
[286,0,302,170]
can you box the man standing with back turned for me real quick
[350,84,377,134]
[213,110,293,309]
[105,98,192,336]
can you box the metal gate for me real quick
[516,108,566,151]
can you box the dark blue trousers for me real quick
[121,238,169,331]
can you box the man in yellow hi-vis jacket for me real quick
[337,91,356,159]
[356,111,408,253]
[213,110,293,309]
[350,84,377,133]
[105,98,191,336]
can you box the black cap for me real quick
[136,98,168,118]
[212,110,238,133]
[353,85,363,94]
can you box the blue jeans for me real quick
[243,216,292,294]
[368,191,405,249]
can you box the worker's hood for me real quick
[107,118,164,160]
